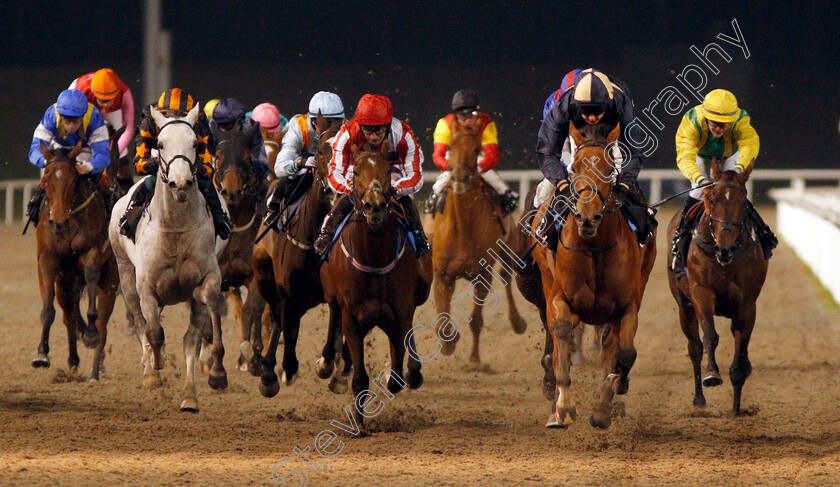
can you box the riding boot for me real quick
[198,179,231,240]
[119,182,152,241]
[745,200,778,259]
[25,186,46,227]
[398,195,430,256]
[671,197,700,270]
[263,182,284,228]
[314,195,354,259]
[626,179,657,246]
[501,190,520,215]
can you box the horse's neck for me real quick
[298,181,332,241]
[229,194,255,226]
[149,176,207,227]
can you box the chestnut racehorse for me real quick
[667,161,767,416]
[320,142,431,431]
[32,142,119,381]
[212,126,268,373]
[532,123,656,429]
[263,126,286,181]
[430,119,527,364]
[252,113,347,397]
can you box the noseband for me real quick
[157,119,197,184]
[570,140,619,218]
[698,181,751,255]
[214,139,257,196]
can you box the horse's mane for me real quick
[577,123,614,145]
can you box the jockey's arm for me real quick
[432,117,451,170]
[477,120,500,172]
[275,121,307,177]
[392,124,424,196]
[732,113,759,173]
[117,88,135,154]
[134,112,158,175]
[675,113,706,184]
[29,109,56,168]
[536,100,571,185]
[85,111,111,173]
[327,126,353,194]
[194,115,215,179]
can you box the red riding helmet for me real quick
[355,94,393,126]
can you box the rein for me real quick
[157,119,198,183]
[694,181,753,259]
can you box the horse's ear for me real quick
[738,162,754,184]
[379,139,391,155]
[39,140,52,161]
[606,123,620,145]
[185,104,200,127]
[149,105,167,128]
[350,143,360,159]
[315,110,327,134]
[67,141,83,160]
[569,122,585,147]
[709,158,721,180]
[246,121,260,140]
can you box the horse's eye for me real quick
[193,141,198,148]
[158,143,164,150]
[352,170,359,177]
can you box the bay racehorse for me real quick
[532,123,656,429]
[320,141,431,431]
[211,125,268,373]
[667,161,767,416]
[252,113,347,396]
[32,142,119,381]
[430,118,527,364]
[262,126,285,181]
[108,104,229,412]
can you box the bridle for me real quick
[448,131,481,190]
[351,154,394,219]
[700,181,749,251]
[213,139,258,197]
[570,140,620,220]
[157,119,197,183]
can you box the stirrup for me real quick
[424,194,438,214]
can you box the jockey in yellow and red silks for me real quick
[670,88,775,269]
[426,89,519,215]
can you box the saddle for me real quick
[272,171,314,231]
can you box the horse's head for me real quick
[448,118,481,194]
[703,159,751,265]
[263,128,284,174]
[351,141,393,228]
[149,104,200,202]
[313,111,342,201]
[568,122,620,238]
[40,141,83,226]
[213,124,257,205]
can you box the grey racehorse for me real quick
[108,104,229,412]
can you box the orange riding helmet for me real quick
[91,68,122,100]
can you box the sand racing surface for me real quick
[2,207,840,486]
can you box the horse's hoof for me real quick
[180,396,199,413]
[208,372,228,391]
[143,371,163,388]
[589,410,612,429]
[328,375,349,395]
[546,407,577,429]
[31,354,50,368]
[406,370,423,390]
[693,396,707,409]
[703,371,723,388]
[316,357,334,380]
[282,371,297,386]
[237,357,249,372]
[510,315,527,334]
[608,373,629,395]
[259,376,280,398]
[81,330,101,350]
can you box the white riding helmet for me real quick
[308,91,345,119]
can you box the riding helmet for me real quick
[91,68,121,100]
[56,89,89,117]
[571,69,614,109]
[213,98,246,126]
[308,91,345,119]
[451,89,479,113]
[355,94,393,126]
[252,102,283,134]
[702,89,739,123]
[157,88,195,113]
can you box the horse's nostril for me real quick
[186,180,194,186]
[593,214,602,222]
[168,181,177,189]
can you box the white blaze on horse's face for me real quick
[150,105,200,201]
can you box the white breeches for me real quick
[689,152,740,199]
[433,169,509,195]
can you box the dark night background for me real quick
[2,1,839,197]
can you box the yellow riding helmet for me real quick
[204,98,220,119]
[702,89,739,123]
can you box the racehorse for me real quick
[263,127,285,181]
[430,118,527,364]
[108,104,229,412]
[252,113,347,396]
[320,141,431,431]
[532,123,656,429]
[32,142,119,382]
[211,125,268,373]
[667,160,767,416]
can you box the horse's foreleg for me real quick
[241,280,265,375]
[504,274,527,334]
[546,298,578,429]
[614,304,639,396]
[228,288,248,371]
[181,298,206,412]
[33,256,58,368]
[434,273,459,355]
[90,267,118,382]
[692,288,722,387]
[678,297,704,408]
[467,268,494,365]
[55,276,80,372]
[81,259,103,349]
[195,273,227,391]
[730,303,756,417]
[318,301,341,378]
[258,297,283,398]
[343,308,369,434]
[590,323,619,429]
[540,318,555,400]
[138,283,164,388]
[280,304,304,386]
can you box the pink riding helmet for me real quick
[251,102,283,134]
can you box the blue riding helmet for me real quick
[56,89,89,117]
[213,98,246,125]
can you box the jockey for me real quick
[26,89,110,225]
[120,88,231,241]
[263,91,345,225]
[536,68,656,245]
[251,102,288,141]
[210,98,271,181]
[204,99,220,120]
[426,89,519,215]
[313,94,429,258]
[69,68,135,191]
[671,89,776,268]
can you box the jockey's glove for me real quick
[612,182,630,207]
[555,179,572,201]
[296,152,315,170]
[75,161,94,175]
